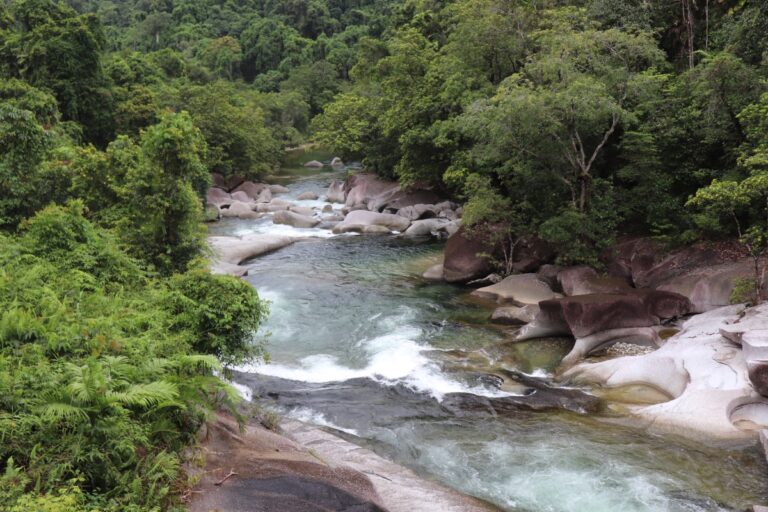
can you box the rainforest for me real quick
[1,0,768,511]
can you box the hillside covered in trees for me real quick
[314,0,768,270]
[1,0,768,510]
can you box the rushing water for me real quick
[212,168,768,512]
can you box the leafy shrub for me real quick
[0,223,254,510]
[20,201,143,285]
[165,270,269,367]
[731,276,758,305]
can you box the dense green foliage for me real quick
[1,0,402,181]
[0,204,267,510]
[1,0,767,508]
[314,0,768,265]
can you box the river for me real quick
[210,166,768,512]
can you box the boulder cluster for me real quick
[432,229,768,441]
[206,173,293,220]
[205,170,768,443]
[206,172,468,278]
[326,173,462,237]
[206,172,463,239]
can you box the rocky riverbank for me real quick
[202,168,768,510]
[206,170,768,443]
[429,226,768,443]
[206,171,463,277]
[186,412,501,512]
[200,171,520,511]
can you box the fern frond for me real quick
[176,354,221,372]
[39,402,89,423]
[107,381,179,409]
[141,357,173,377]
[102,355,131,378]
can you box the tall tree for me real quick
[6,0,115,144]
[119,111,209,274]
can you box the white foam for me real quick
[248,318,513,401]
[229,218,336,239]
[527,368,552,379]
[285,407,360,436]
[254,222,336,239]
[415,437,681,512]
[253,287,300,341]
[229,381,253,402]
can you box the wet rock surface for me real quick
[187,413,388,512]
[209,234,295,275]
[473,274,561,305]
[333,210,411,234]
[234,370,600,429]
[187,411,502,512]
[557,266,633,296]
[539,290,691,339]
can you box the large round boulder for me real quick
[442,228,496,284]
[633,241,744,289]
[557,266,633,296]
[273,210,320,228]
[332,210,411,234]
[221,201,259,219]
[656,260,755,313]
[297,191,319,200]
[526,290,691,340]
[233,181,268,200]
[209,234,295,275]
[397,204,439,221]
[403,218,451,237]
[290,206,315,217]
[230,190,251,203]
[422,263,444,281]
[269,184,291,195]
[344,173,399,208]
[326,180,346,204]
[207,187,232,207]
[256,202,290,213]
[256,188,273,203]
[368,187,443,213]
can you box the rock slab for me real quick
[565,304,768,441]
[472,274,560,305]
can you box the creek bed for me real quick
[213,172,768,512]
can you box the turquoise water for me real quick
[215,172,768,512]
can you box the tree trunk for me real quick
[681,0,696,69]
[578,174,588,213]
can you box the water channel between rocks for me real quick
[210,167,768,512]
